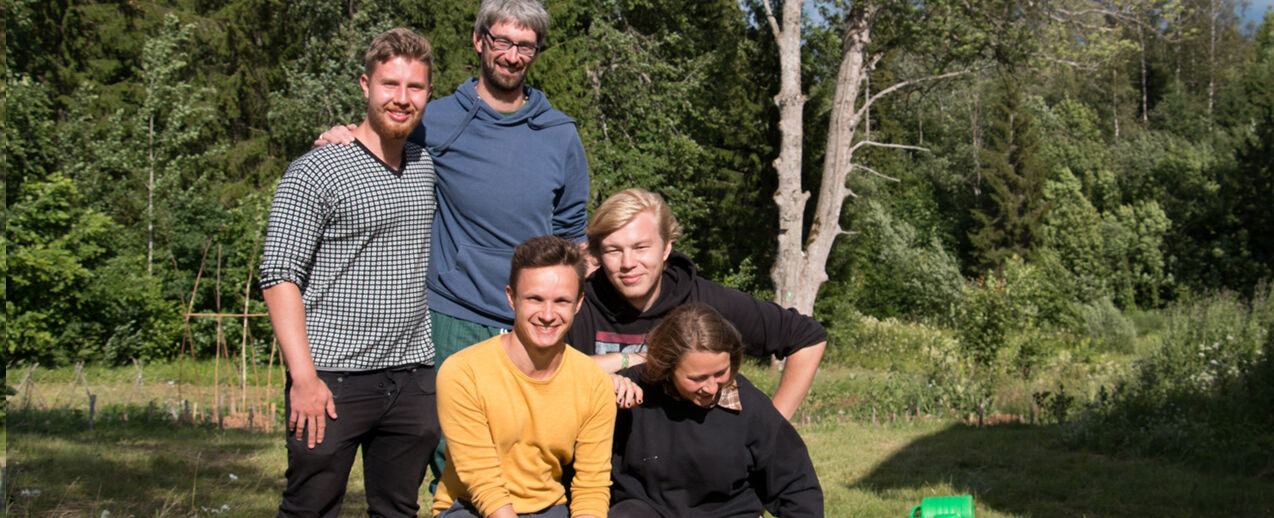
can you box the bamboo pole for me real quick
[177,241,212,400]
[15,363,39,409]
[239,246,254,411]
[214,244,223,426]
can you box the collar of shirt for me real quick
[716,379,742,411]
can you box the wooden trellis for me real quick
[175,240,280,432]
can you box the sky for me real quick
[795,1,1273,32]
[1242,0,1273,30]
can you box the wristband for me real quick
[620,352,630,370]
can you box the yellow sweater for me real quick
[432,336,616,517]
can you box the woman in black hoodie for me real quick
[610,303,823,518]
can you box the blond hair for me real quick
[586,188,682,256]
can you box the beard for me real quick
[480,52,528,94]
[367,102,421,141]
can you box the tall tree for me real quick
[969,79,1051,270]
[138,14,221,274]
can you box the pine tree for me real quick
[969,79,1051,271]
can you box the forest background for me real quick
[5,0,1274,487]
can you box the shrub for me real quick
[824,309,960,371]
[828,201,965,324]
[1067,288,1274,474]
[1080,297,1136,354]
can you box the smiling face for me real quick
[474,20,538,95]
[598,210,673,312]
[507,264,583,353]
[672,350,733,408]
[360,56,431,141]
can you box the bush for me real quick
[826,201,965,324]
[1080,297,1136,354]
[822,307,960,371]
[1067,288,1274,474]
[957,256,1054,368]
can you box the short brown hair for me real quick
[641,304,743,394]
[364,28,434,78]
[508,235,585,294]
[586,188,682,257]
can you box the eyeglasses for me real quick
[482,28,540,58]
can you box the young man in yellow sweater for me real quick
[433,236,615,518]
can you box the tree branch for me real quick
[856,68,977,122]
[1031,52,1100,71]
[851,163,901,183]
[762,0,781,40]
[850,140,930,154]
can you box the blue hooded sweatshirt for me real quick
[409,78,590,328]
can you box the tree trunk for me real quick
[766,2,878,316]
[148,113,155,276]
[1208,0,1217,134]
[1140,25,1149,123]
[1112,68,1120,139]
[765,0,812,315]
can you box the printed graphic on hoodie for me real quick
[593,331,647,354]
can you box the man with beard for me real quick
[316,0,590,486]
[260,28,440,517]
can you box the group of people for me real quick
[259,1,826,517]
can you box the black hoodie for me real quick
[566,252,827,359]
[610,365,824,518]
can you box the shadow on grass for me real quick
[5,406,290,516]
[851,423,1274,517]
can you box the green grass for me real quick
[9,405,1271,517]
[806,419,1274,516]
[8,361,1273,517]
[4,407,389,517]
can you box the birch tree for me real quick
[139,14,218,274]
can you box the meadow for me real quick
[6,332,1272,517]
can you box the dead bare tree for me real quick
[762,0,975,315]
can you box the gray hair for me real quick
[474,0,550,46]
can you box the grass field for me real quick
[6,360,1272,517]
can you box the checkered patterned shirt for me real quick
[260,140,435,370]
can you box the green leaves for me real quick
[5,174,121,365]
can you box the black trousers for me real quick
[278,365,439,518]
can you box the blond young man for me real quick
[565,188,828,419]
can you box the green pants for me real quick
[428,309,508,493]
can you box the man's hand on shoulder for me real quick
[289,374,338,448]
[313,123,359,147]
